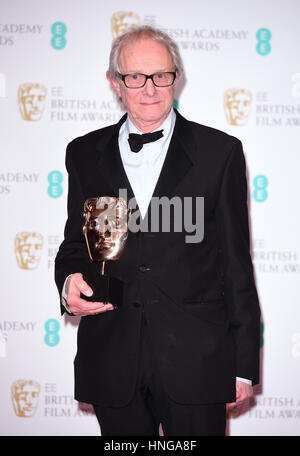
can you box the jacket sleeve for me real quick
[54,142,91,315]
[215,139,261,385]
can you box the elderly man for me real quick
[55,26,260,436]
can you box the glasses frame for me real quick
[117,71,177,89]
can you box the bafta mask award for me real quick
[80,196,130,308]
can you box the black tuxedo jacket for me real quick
[55,110,261,407]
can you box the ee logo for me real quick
[253,175,268,202]
[51,22,67,50]
[44,319,60,346]
[48,170,63,198]
[256,28,271,56]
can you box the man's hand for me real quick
[66,273,114,316]
[227,380,254,411]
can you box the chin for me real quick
[140,107,167,122]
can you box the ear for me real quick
[106,71,121,98]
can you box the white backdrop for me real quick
[1,0,300,436]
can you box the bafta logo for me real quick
[11,380,40,417]
[224,88,252,126]
[15,232,43,270]
[18,83,47,121]
[111,11,140,38]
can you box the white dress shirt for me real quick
[119,108,176,217]
[62,107,251,386]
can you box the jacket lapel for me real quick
[95,114,136,204]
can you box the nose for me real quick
[143,77,157,96]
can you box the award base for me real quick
[80,271,124,309]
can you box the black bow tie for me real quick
[128,129,164,152]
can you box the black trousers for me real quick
[93,314,226,436]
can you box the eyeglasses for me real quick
[117,71,177,88]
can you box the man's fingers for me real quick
[227,401,238,410]
[227,382,254,412]
[78,279,93,297]
[66,273,115,316]
[85,303,114,316]
[68,293,114,316]
[72,274,93,297]
[78,303,114,316]
[227,394,251,411]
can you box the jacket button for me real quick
[138,265,151,273]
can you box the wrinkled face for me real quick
[108,37,179,132]
[83,197,129,261]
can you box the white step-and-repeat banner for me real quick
[1,0,299,436]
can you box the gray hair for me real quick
[108,25,184,79]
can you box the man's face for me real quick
[108,38,178,132]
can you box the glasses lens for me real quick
[124,74,146,88]
[122,72,176,88]
[153,72,175,87]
